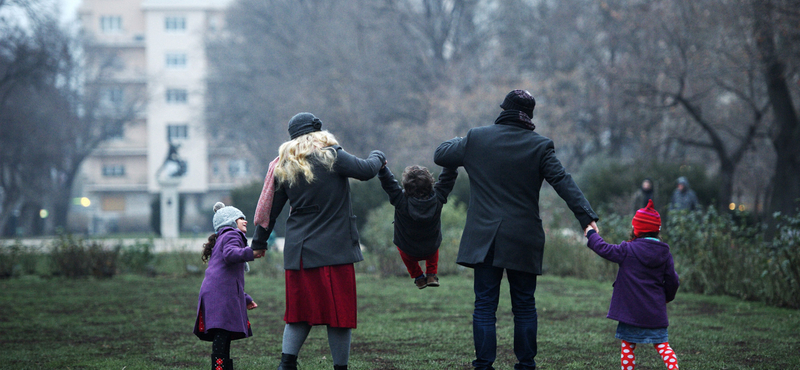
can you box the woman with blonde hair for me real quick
[251,112,385,370]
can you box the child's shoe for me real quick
[426,274,440,287]
[414,275,427,289]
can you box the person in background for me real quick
[668,176,698,212]
[584,199,681,370]
[251,112,385,370]
[633,178,656,213]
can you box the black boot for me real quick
[212,355,229,370]
[277,353,298,370]
[334,365,347,370]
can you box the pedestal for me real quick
[159,179,181,239]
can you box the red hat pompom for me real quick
[632,199,661,236]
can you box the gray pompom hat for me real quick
[212,202,245,233]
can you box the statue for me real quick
[157,141,187,182]
[156,141,186,238]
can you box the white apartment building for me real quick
[70,0,257,234]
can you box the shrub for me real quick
[542,212,625,281]
[117,240,155,275]
[360,202,402,277]
[49,234,118,278]
[663,207,800,308]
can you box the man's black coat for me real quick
[434,122,598,274]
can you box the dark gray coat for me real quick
[378,166,458,258]
[434,123,598,274]
[252,146,383,270]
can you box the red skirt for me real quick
[284,263,357,328]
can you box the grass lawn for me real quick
[1,272,798,369]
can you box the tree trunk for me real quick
[49,167,79,234]
[753,0,800,230]
[717,160,736,212]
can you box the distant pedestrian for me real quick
[584,199,681,370]
[434,89,599,370]
[633,178,656,213]
[194,202,264,370]
[378,164,458,289]
[668,176,698,211]
[251,112,385,370]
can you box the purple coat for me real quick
[194,227,255,341]
[587,231,679,328]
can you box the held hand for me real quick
[247,301,258,310]
[382,160,387,169]
[584,221,598,237]
[253,249,266,258]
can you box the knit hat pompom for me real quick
[212,202,245,232]
[632,199,661,236]
[500,89,536,118]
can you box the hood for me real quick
[407,194,439,221]
[629,238,671,268]
[677,176,691,188]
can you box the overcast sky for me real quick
[60,0,80,23]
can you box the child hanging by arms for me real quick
[584,199,680,370]
[378,164,458,289]
[194,202,265,370]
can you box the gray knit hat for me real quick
[288,112,323,139]
[212,202,245,233]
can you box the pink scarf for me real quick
[254,156,280,229]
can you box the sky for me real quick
[59,0,81,23]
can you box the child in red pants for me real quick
[378,164,458,289]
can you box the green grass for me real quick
[1,273,798,369]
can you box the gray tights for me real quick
[281,322,351,366]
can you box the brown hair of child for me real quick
[201,233,218,263]
[402,165,435,199]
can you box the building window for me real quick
[212,161,221,177]
[167,124,188,141]
[165,89,188,104]
[165,53,187,68]
[102,165,126,177]
[103,86,124,104]
[105,121,125,139]
[101,196,126,212]
[100,16,122,33]
[228,159,249,178]
[164,16,186,31]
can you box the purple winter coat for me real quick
[586,230,679,328]
[194,227,255,341]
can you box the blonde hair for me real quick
[275,130,339,187]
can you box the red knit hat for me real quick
[632,199,661,236]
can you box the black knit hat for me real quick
[288,112,323,139]
[500,90,536,117]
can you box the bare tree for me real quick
[206,0,486,171]
[0,0,145,235]
[752,0,800,221]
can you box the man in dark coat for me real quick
[434,90,599,370]
[668,176,698,212]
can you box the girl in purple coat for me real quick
[584,200,680,370]
[194,202,265,370]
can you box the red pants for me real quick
[397,247,438,278]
